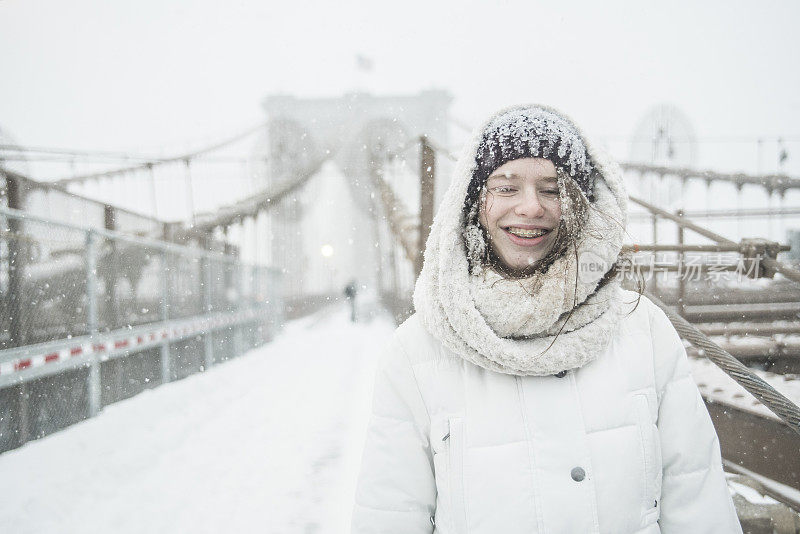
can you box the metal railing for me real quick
[0,205,283,453]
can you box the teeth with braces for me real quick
[507,227,548,238]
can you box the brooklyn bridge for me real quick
[0,90,798,531]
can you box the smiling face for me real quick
[479,158,562,275]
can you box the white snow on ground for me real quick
[0,306,395,534]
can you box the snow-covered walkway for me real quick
[0,306,394,534]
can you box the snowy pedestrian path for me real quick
[0,306,394,534]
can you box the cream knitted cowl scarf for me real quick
[413,105,630,376]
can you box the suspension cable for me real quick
[622,162,800,190]
[52,121,270,186]
[645,291,800,436]
[192,156,330,231]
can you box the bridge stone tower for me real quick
[258,90,452,303]
[262,90,451,158]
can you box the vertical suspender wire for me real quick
[736,183,743,238]
[245,157,258,265]
[248,215,255,265]
[184,158,196,226]
[767,187,775,241]
[148,163,159,220]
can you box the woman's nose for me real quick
[514,190,545,218]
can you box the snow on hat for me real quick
[469,106,596,204]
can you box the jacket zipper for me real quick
[635,394,660,523]
[447,417,468,533]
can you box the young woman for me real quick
[352,105,742,533]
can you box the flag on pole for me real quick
[355,54,374,72]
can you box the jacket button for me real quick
[555,370,567,378]
[571,467,586,482]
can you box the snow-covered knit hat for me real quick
[462,106,598,275]
[465,107,596,213]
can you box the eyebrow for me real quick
[487,172,558,182]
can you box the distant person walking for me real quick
[344,280,358,323]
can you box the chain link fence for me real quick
[1,213,90,349]
[0,205,283,454]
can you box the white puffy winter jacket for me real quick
[352,291,742,533]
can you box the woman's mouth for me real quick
[503,226,551,246]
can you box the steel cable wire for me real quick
[52,121,270,185]
[646,291,800,436]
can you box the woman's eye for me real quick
[541,189,560,196]
[492,186,516,194]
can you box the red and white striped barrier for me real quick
[0,309,265,379]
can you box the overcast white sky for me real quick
[1,0,799,175]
